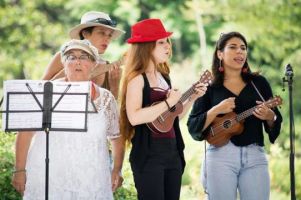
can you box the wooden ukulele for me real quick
[205,96,283,147]
[147,70,213,134]
[89,55,125,79]
[51,54,125,80]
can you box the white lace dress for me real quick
[23,88,120,200]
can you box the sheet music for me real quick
[4,80,44,92]
[6,113,43,129]
[52,113,86,129]
[52,94,87,111]
[7,94,43,110]
[1,80,91,131]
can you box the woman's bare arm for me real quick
[12,131,35,196]
[41,52,64,80]
[110,136,125,191]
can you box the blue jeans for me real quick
[201,141,270,200]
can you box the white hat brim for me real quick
[63,44,97,59]
[69,22,125,40]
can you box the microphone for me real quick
[285,64,293,77]
[283,64,294,91]
[42,82,53,129]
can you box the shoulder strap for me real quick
[142,73,150,88]
[141,73,151,107]
[251,81,265,101]
[162,74,171,88]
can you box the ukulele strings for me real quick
[210,108,256,135]
[210,103,269,135]
[211,117,237,135]
[159,76,211,121]
[159,86,196,121]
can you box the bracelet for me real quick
[164,99,171,110]
[13,169,26,174]
[273,114,277,122]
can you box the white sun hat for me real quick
[60,39,100,61]
[69,11,125,40]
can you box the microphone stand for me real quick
[282,64,296,200]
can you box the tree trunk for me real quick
[193,0,207,67]
[138,0,151,20]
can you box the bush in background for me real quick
[0,132,22,200]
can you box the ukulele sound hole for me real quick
[223,120,232,129]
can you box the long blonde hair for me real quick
[120,40,172,144]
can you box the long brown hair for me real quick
[120,40,171,144]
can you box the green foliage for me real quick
[214,0,301,70]
[0,132,22,200]
[1,0,300,199]
[114,187,137,200]
[0,0,67,84]
[270,155,301,199]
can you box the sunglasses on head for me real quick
[88,18,117,27]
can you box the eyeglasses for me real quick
[88,18,117,27]
[65,54,94,63]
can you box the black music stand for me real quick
[1,80,97,200]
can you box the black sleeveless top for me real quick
[129,73,185,172]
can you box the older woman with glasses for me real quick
[12,39,125,200]
[42,11,125,99]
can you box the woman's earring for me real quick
[218,59,224,72]
[242,66,248,73]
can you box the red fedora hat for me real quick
[127,19,172,43]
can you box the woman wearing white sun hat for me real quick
[42,11,125,99]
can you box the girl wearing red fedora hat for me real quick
[41,11,125,99]
[120,19,207,200]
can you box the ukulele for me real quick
[89,55,125,79]
[50,54,126,81]
[147,70,213,134]
[205,96,283,147]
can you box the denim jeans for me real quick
[201,141,270,200]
